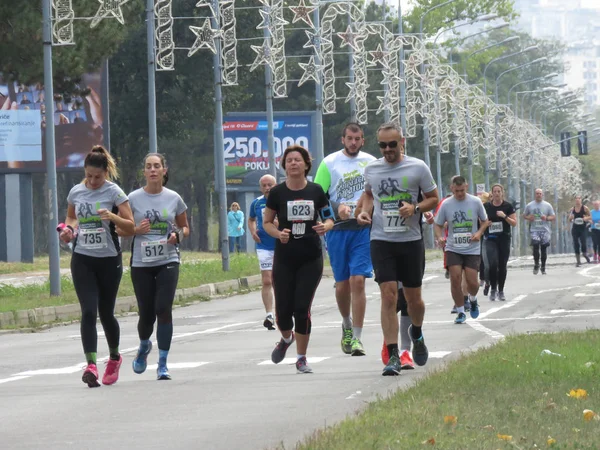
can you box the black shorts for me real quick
[446,251,480,271]
[371,239,425,288]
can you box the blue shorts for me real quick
[326,227,373,282]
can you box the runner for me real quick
[59,145,135,388]
[314,123,376,356]
[357,122,439,376]
[568,195,591,267]
[478,191,491,296]
[434,176,487,324]
[248,174,277,330]
[591,200,600,263]
[263,145,335,374]
[122,153,189,381]
[523,189,556,275]
[483,184,517,301]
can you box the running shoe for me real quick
[102,355,122,385]
[296,356,313,374]
[479,279,485,288]
[483,283,490,296]
[350,338,366,356]
[454,312,467,324]
[341,326,353,354]
[271,333,295,364]
[382,353,401,376]
[400,350,414,370]
[263,315,276,331]
[469,299,480,319]
[498,291,506,301]
[541,267,547,275]
[156,364,171,381]
[381,340,389,365]
[450,305,458,314]
[409,325,429,366]
[132,340,153,374]
[445,270,450,280]
[489,289,497,301]
[584,254,591,264]
[82,363,100,388]
[464,300,471,312]
[533,265,539,275]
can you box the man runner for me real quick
[523,189,555,275]
[315,123,376,356]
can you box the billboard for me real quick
[223,112,316,191]
[0,70,106,173]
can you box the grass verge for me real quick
[294,331,600,450]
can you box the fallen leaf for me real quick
[547,437,556,446]
[583,409,597,422]
[545,402,557,410]
[444,415,457,425]
[421,437,435,445]
[584,362,594,368]
[497,434,513,441]
[568,389,588,399]
[572,428,581,433]
[482,425,495,431]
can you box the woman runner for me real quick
[59,145,135,388]
[119,153,189,380]
[590,200,600,263]
[263,145,335,374]
[569,195,591,267]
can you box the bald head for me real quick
[259,174,276,197]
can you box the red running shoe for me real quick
[400,350,415,370]
[381,340,389,366]
[102,355,122,385]
[82,363,100,388]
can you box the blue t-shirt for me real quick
[249,195,276,251]
[591,209,600,231]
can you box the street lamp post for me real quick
[507,72,558,107]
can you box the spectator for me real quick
[227,202,245,253]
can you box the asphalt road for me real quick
[1,259,599,450]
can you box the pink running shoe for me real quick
[82,363,100,388]
[102,355,122,385]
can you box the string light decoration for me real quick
[188,18,222,55]
[298,56,320,86]
[52,0,75,45]
[270,0,288,97]
[250,40,273,71]
[90,0,131,29]
[155,0,175,71]
[220,0,238,85]
[289,0,317,29]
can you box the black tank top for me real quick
[572,207,586,229]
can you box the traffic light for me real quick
[560,131,571,157]
[578,130,588,155]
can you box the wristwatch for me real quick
[414,204,421,214]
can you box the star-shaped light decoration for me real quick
[195,0,216,18]
[90,0,131,28]
[188,18,222,56]
[337,25,360,52]
[376,94,393,115]
[381,70,402,86]
[368,44,389,68]
[303,29,332,56]
[289,0,317,29]
[345,81,370,103]
[298,56,320,87]
[250,40,274,72]
[256,8,289,30]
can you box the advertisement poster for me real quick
[0,70,106,173]
[223,112,316,190]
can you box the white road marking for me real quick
[147,362,211,370]
[578,265,600,280]
[346,390,362,400]
[467,321,505,340]
[477,294,527,319]
[574,293,600,298]
[258,357,331,366]
[422,275,438,282]
[429,351,452,358]
[173,322,256,339]
[551,308,600,313]
[532,286,578,295]
[0,376,30,384]
[15,364,84,376]
[182,314,217,319]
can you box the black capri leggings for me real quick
[484,236,511,292]
[130,263,180,351]
[71,252,123,354]
[592,230,600,255]
[272,255,323,335]
[572,227,587,255]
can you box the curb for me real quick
[0,266,334,331]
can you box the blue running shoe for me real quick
[469,299,480,319]
[156,364,171,380]
[454,312,467,324]
[132,340,152,374]
[408,325,429,366]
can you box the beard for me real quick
[344,144,362,156]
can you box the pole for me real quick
[398,0,407,151]
[264,7,276,179]
[348,13,356,122]
[553,165,558,254]
[382,0,390,123]
[313,7,324,166]
[147,0,158,153]
[43,0,61,296]
[212,0,230,271]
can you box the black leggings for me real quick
[572,227,587,255]
[272,255,323,335]
[130,263,180,351]
[479,240,486,282]
[484,237,511,292]
[532,244,548,268]
[592,230,600,255]
[71,252,123,354]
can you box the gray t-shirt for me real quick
[364,155,437,242]
[128,187,187,267]
[524,200,555,234]
[67,181,129,257]
[434,194,487,255]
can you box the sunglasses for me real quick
[378,140,399,149]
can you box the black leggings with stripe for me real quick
[272,255,323,335]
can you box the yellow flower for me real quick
[497,434,513,441]
[547,437,556,446]
[583,409,598,422]
[568,389,588,399]
[444,415,457,425]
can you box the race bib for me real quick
[453,232,472,248]
[489,222,503,234]
[595,223,600,230]
[343,201,357,217]
[533,219,543,228]
[142,239,168,262]
[574,218,584,225]
[78,228,107,250]
[287,200,314,221]
[383,210,408,232]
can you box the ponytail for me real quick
[83,145,119,182]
